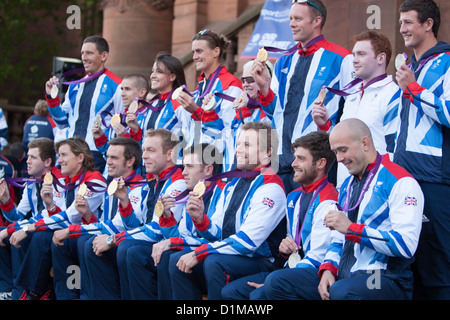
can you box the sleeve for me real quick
[46,91,71,129]
[119,185,146,230]
[0,190,30,223]
[404,72,450,127]
[194,183,286,261]
[345,176,424,259]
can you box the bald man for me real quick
[264,118,424,300]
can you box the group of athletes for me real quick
[0,0,448,300]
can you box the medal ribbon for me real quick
[214,92,261,109]
[325,73,388,97]
[341,153,382,212]
[179,66,223,99]
[58,68,106,86]
[294,178,329,247]
[5,177,43,188]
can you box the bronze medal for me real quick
[128,100,139,114]
[317,87,326,105]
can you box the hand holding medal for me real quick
[202,93,216,112]
[45,76,60,99]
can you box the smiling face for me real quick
[106,144,134,178]
[289,3,321,45]
[399,10,429,50]
[150,60,175,94]
[235,129,270,171]
[57,144,83,178]
[142,136,172,176]
[81,42,107,74]
[182,152,212,190]
[291,146,320,185]
[192,39,220,75]
[329,128,368,180]
[241,64,259,99]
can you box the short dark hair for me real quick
[83,35,110,53]
[291,130,336,173]
[55,137,96,171]
[183,143,222,176]
[400,0,440,38]
[123,74,150,97]
[108,137,142,170]
[28,137,56,167]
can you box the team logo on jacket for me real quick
[262,197,275,208]
[404,196,418,206]
[129,195,140,205]
[170,189,182,197]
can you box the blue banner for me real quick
[241,0,297,60]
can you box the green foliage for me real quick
[0,0,102,105]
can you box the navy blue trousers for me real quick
[264,268,410,300]
[0,230,30,299]
[82,235,120,300]
[170,252,275,300]
[15,231,53,297]
[413,181,450,299]
[125,242,157,300]
[221,271,270,300]
[116,239,154,300]
[51,235,92,300]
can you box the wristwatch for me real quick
[106,234,115,246]
[23,225,32,235]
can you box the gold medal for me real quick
[154,200,164,217]
[257,47,268,62]
[43,172,53,184]
[110,114,121,126]
[107,179,119,196]
[193,181,206,198]
[288,251,302,268]
[50,84,59,99]
[128,100,139,114]
[78,183,88,197]
[395,53,406,71]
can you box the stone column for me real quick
[102,0,175,78]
